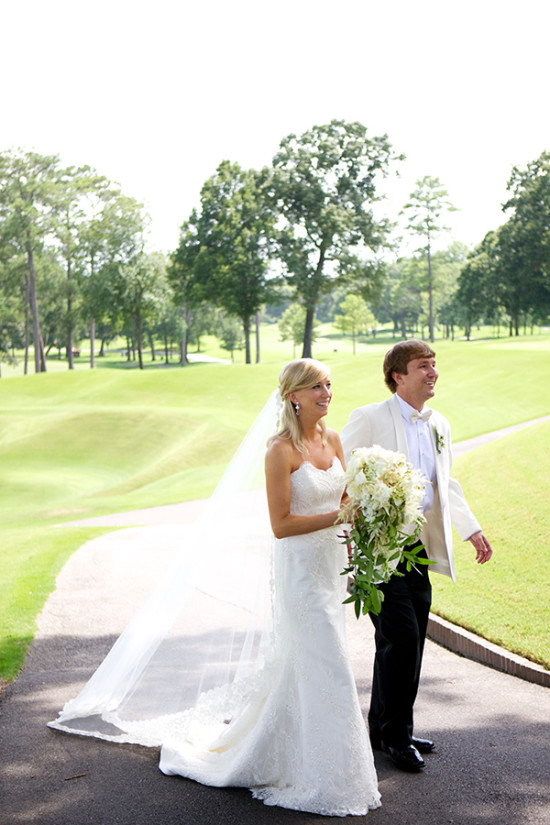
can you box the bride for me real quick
[49,359,380,817]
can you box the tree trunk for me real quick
[302,249,326,359]
[39,335,47,371]
[180,305,189,366]
[24,278,30,375]
[27,244,46,372]
[67,258,74,370]
[302,304,316,359]
[149,331,156,361]
[135,313,144,369]
[243,316,251,364]
[90,317,95,368]
[255,311,261,364]
[427,242,434,343]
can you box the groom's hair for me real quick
[383,339,436,393]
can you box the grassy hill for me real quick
[1,330,549,681]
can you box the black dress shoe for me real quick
[382,742,425,772]
[411,736,435,754]
[371,734,434,753]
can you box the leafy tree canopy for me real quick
[271,119,403,356]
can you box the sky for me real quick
[2,0,549,256]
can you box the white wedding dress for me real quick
[158,458,381,817]
[49,386,380,817]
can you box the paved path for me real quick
[1,416,550,824]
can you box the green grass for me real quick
[433,420,550,669]
[1,328,549,683]
[0,526,110,681]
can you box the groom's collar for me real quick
[395,393,428,420]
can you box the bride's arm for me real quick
[265,440,340,539]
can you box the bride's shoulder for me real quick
[326,427,343,448]
[326,427,345,466]
[266,437,303,479]
[266,435,295,465]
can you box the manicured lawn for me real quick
[1,329,549,682]
[433,420,550,670]
[0,526,109,682]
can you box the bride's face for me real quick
[291,375,332,418]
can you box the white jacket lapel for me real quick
[389,394,409,457]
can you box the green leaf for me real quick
[371,586,382,614]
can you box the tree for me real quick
[79,210,107,368]
[0,150,62,372]
[453,154,550,338]
[271,120,401,357]
[278,303,319,357]
[432,242,470,339]
[187,161,278,364]
[501,151,550,325]
[0,293,21,375]
[380,258,424,338]
[80,192,149,363]
[186,303,217,354]
[217,313,243,361]
[35,249,67,355]
[456,231,505,338]
[0,244,26,372]
[401,176,457,342]
[119,251,168,369]
[168,214,206,366]
[334,294,375,354]
[51,165,108,369]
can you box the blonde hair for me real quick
[270,358,330,454]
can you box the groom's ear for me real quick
[392,371,404,387]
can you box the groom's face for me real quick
[393,356,439,408]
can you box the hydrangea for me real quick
[339,446,432,617]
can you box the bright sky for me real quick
[3,0,548,255]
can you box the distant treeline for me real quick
[1,124,548,373]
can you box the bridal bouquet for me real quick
[339,445,431,617]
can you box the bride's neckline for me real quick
[291,456,342,476]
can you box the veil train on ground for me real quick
[48,390,281,745]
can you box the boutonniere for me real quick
[433,426,445,455]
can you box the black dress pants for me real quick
[368,549,432,748]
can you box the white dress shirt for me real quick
[395,394,436,513]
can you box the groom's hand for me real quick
[468,531,493,564]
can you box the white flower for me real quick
[433,426,445,454]
[340,446,429,617]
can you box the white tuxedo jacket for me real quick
[340,394,481,581]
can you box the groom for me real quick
[341,339,493,772]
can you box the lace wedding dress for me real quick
[49,388,380,817]
[158,458,380,817]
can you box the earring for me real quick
[294,401,300,416]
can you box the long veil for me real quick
[49,390,282,746]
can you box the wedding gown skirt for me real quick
[159,459,380,816]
